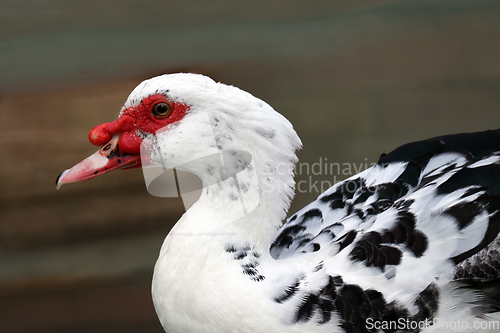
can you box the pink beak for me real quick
[56,134,141,189]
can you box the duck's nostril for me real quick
[102,143,112,153]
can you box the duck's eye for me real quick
[152,102,171,118]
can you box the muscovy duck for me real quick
[57,73,500,333]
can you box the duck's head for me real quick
[56,73,301,191]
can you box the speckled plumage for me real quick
[270,132,500,332]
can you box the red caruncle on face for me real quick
[88,94,189,154]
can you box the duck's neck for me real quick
[153,151,296,332]
[170,146,297,252]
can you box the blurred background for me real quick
[1,0,500,332]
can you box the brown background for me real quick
[1,0,500,332]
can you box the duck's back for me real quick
[269,130,500,332]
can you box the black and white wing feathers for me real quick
[269,129,500,332]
